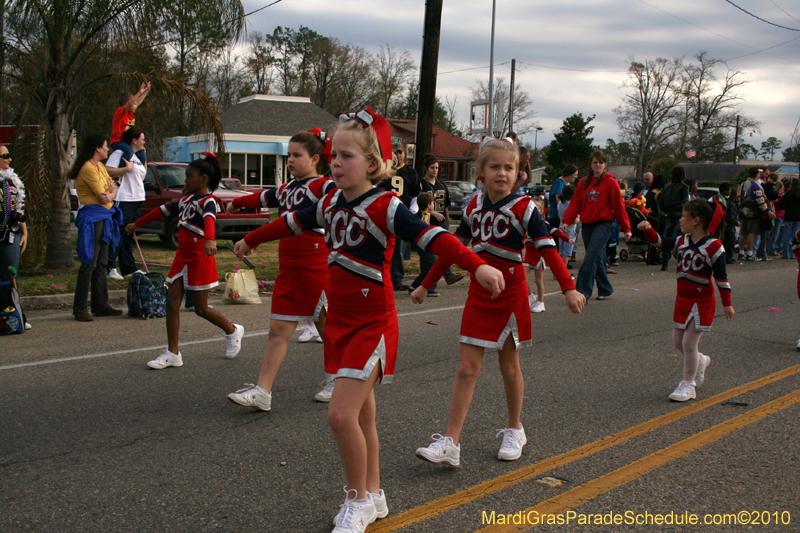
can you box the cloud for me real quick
[245,0,800,155]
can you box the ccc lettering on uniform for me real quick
[470,211,512,242]
[280,186,308,211]
[325,209,368,250]
[181,201,198,222]
[678,249,706,272]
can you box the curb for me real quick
[21,290,129,308]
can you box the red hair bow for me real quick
[707,196,724,236]
[338,108,393,162]
[201,151,217,160]
[307,128,332,164]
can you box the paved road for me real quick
[2,257,799,532]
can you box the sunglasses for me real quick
[0,154,11,159]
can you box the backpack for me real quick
[127,272,167,318]
[0,279,24,335]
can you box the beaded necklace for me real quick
[0,177,10,234]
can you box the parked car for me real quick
[444,180,475,195]
[220,178,244,191]
[695,186,719,200]
[71,162,270,250]
[445,184,465,219]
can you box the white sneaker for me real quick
[695,354,711,386]
[332,488,377,533]
[24,322,32,330]
[315,379,335,402]
[225,324,244,358]
[107,268,124,281]
[371,489,389,519]
[227,384,271,411]
[669,380,696,402]
[333,489,388,526]
[124,269,145,278]
[147,350,183,369]
[415,434,461,466]
[531,300,545,313]
[528,293,537,311]
[796,338,800,351]
[497,426,527,461]
[299,323,322,343]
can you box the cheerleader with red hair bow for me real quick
[234,109,504,533]
[638,198,735,402]
[225,128,336,410]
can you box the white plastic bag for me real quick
[221,270,262,304]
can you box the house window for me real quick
[245,154,261,186]
[439,162,453,181]
[262,155,277,187]
[230,154,245,182]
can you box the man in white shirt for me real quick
[106,128,147,278]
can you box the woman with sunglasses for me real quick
[0,144,30,329]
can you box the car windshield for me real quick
[157,165,188,189]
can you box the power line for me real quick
[438,62,510,75]
[770,0,800,23]
[723,0,800,31]
[517,61,627,73]
[151,0,285,50]
[636,0,800,66]
[725,35,800,61]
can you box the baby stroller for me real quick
[620,206,660,263]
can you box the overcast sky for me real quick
[242,0,800,159]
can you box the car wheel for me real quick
[166,218,179,250]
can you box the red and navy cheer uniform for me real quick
[134,194,219,290]
[423,192,576,350]
[232,176,335,321]
[243,187,486,384]
[643,226,732,331]
[523,221,572,270]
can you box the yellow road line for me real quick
[476,387,800,532]
[368,364,800,533]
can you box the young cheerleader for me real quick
[558,184,578,269]
[637,198,735,401]
[125,153,244,368]
[233,108,504,533]
[412,140,585,465]
[225,129,335,410]
[523,196,574,313]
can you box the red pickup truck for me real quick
[139,162,270,249]
[71,162,271,250]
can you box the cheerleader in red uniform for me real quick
[412,140,585,466]
[234,109,504,533]
[523,195,574,313]
[226,129,336,411]
[638,198,735,402]
[126,153,244,368]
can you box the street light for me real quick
[533,126,543,166]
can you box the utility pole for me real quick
[414,0,443,177]
[733,115,740,164]
[507,59,515,135]
[487,0,497,138]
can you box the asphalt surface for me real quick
[2,253,800,533]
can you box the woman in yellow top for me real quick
[68,134,123,321]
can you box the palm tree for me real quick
[4,0,242,268]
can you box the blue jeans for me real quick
[768,217,783,254]
[662,211,681,267]
[576,223,614,300]
[783,220,800,259]
[411,247,438,292]
[0,233,21,282]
